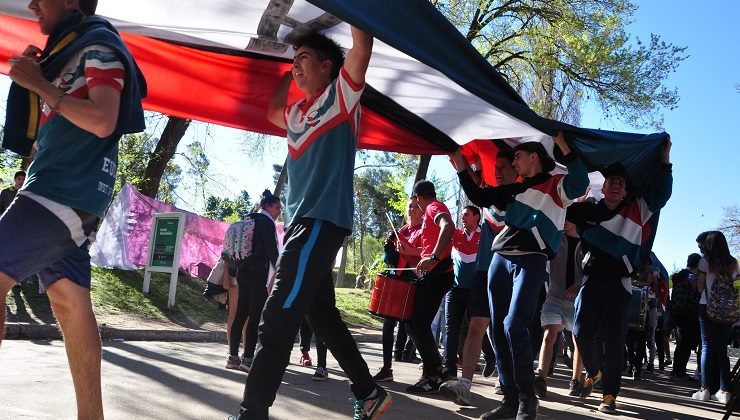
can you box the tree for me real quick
[117,132,182,203]
[138,116,191,198]
[204,191,252,223]
[720,204,740,253]
[433,0,687,128]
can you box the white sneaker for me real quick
[715,390,730,404]
[692,389,710,401]
[439,382,472,406]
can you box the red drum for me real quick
[368,273,416,321]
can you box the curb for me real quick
[5,323,383,343]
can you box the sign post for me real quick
[143,212,185,307]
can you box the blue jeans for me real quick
[698,305,732,392]
[488,253,547,398]
[443,287,470,368]
[573,274,631,397]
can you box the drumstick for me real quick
[385,212,402,245]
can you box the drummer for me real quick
[400,180,455,394]
[566,139,673,414]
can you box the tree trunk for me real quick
[336,235,350,287]
[415,154,432,182]
[138,117,191,198]
[273,155,288,197]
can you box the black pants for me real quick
[241,219,374,419]
[299,319,328,368]
[381,318,414,369]
[229,265,269,358]
[626,328,647,374]
[673,312,700,376]
[407,270,454,376]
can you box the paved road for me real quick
[0,339,731,419]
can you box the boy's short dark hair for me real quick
[411,180,436,200]
[78,0,98,15]
[14,171,26,179]
[294,32,345,81]
[686,253,702,269]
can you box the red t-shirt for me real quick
[420,201,453,260]
[398,223,422,268]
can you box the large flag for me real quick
[0,1,668,190]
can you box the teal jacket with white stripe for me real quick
[458,153,589,259]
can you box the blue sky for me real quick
[1,1,738,272]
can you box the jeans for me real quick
[573,274,631,397]
[443,287,470,368]
[698,305,732,392]
[488,253,547,399]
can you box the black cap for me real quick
[411,180,436,198]
[599,163,632,191]
[513,142,556,173]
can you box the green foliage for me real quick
[433,0,687,129]
[117,132,182,203]
[204,190,253,223]
[334,288,383,327]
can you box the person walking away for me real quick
[225,190,281,372]
[692,231,740,404]
[670,253,702,379]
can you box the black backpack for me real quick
[670,269,700,317]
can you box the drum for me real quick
[368,273,416,321]
[627,286,648,330]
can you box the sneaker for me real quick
[494,380,504,395]
[353,386,392,420]
[691,388,710,401]
[372,367,394,382]
[599,394,617,414]
[578,372,602,399]
[645,363,654,373]
[665,358,672,366]
[533,375,547,400]
[483,360,496,378]
[568,379,580,396]
[226,355,241,370]
[516,393,539,420]
[239,357,252,373]
[312,367,329,381]
[715,390,730,404]
[439,382,472,406]
[479,397,518,419]
[406,376,441,394]
[632,369,642,381]
[299,352,312,367]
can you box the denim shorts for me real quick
[0,192,97,291]
[541,299,575,331]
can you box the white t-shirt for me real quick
[698,257,740,304]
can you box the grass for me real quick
[6,267,381,330]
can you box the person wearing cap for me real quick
[451,132,589,419]
[400,179,455,394]
[566,139,672,414]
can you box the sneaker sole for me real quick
[374,376,394,382]
[225,364,241,370]
[598,406,616,414]
[439,387,471,406]
[370,395,392,419]
[311,376,329,382]
[239,365,251,373]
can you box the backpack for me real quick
[221,214,258,269]
[706,271,740,325]
[670,269,700,317]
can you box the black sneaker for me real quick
[517,393,539,420]
[479,397,518,419]
[372,367,394,382]
[568,379,580,396]
[533,375,547,400]
[406,376,441,394]
[483,360,496,378]
[353,386,392,420]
